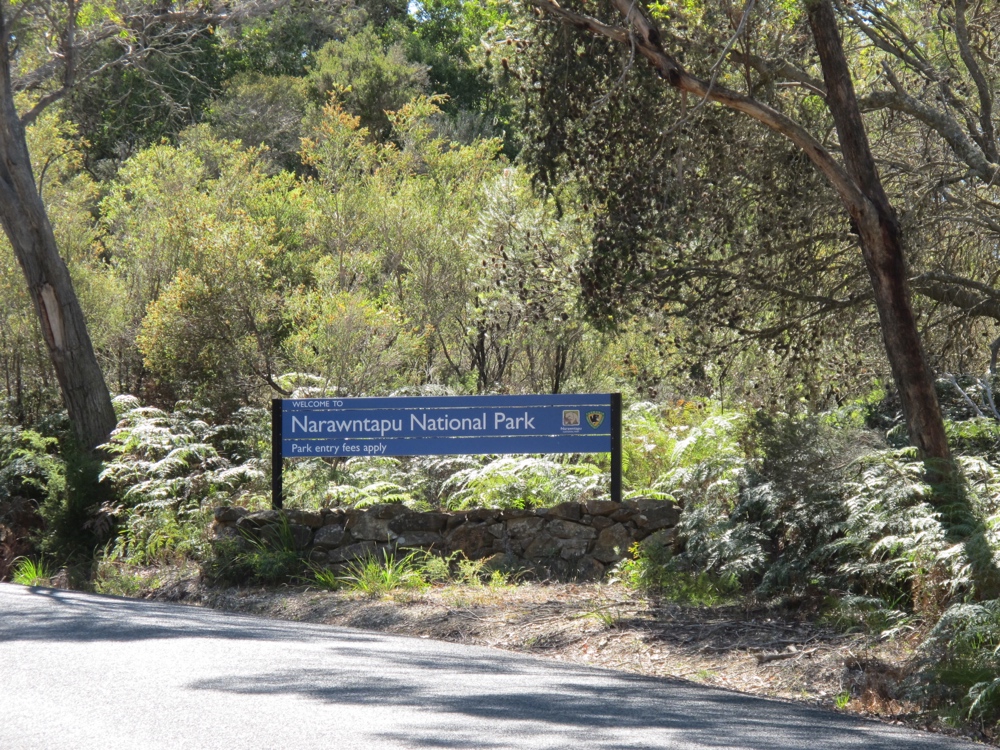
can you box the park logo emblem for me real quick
[586,411,604,429]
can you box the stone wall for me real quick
[213,499,679,580]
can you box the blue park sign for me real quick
[270,393,622,507]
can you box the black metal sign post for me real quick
[610,392,622,504]
[272,399,283,509]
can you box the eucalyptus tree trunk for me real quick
[806,0,1000,599]
[0,9,116,451]
[804,0,951,476]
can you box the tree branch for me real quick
[658,264,868,310]
[728,51,827,97]
[910,272,1000,322]
[863,83,999,185]
[946,373,986,417]
[526,0,867,211]
[12,0,293,124]
[953,0,998,162]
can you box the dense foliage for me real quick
[9,0,1000,734]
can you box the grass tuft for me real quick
[11,556,53,586]
[310,564,341,590]
[338,550,428,597]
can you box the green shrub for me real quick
[282,457,352,509]
[453,555,492,586]
[337,549,428,597]
[324,480,416,508]
[108,504,211,566]
[326,548,513,594]
[0,426,63,507]
[209,542,303,586]
[0,426,108,565]
[203,520,307,586]
[417,550,514,587]
[671,410,1000,612]
[284,454,485,510]
[911,600,1000,725]
[99,398,267,570]
[202,536,255,585]
[947,418,1000,461]
[241,519,306,584]
[621,401,693,490]
[100,400,266,510]
[612,541,738,605]
[242,545,303,584]
[92,558,152,596]
[418,551,455,583]
[612,540,675,591]
[310,564,341,590]
[441,456,604,510]
[676,414,855,596]
[819,594,910,636]
[836,451,962,612]
[653,412,745,506]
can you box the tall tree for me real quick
[0,0,282,450]
[0,2,115,451]
[520,0,952,471]
[803,0,949,471]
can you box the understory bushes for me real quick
[203,520,306,586]
[100,396,269,508]
[94,397,269,570]
[441,457,605,509]
[13,390,1000,727]
[278,400,744,513]
[913,600,1000,724]
[41,394,982,606]
[0,425,62,578]
[647,410,1000,612]
[68,395,726,582]
[0,419,108,572]
[616,404,1000,726]
[14,393,1000,624]
[291,453,608,511]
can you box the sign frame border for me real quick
[271,394,622,509]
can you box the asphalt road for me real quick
[0,583,982,750]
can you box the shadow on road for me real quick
[0,584,973,749]
[187,655,959,750]
[0,585,382,645]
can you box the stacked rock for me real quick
[213,498,680,581]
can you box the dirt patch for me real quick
[137,573,987,745]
